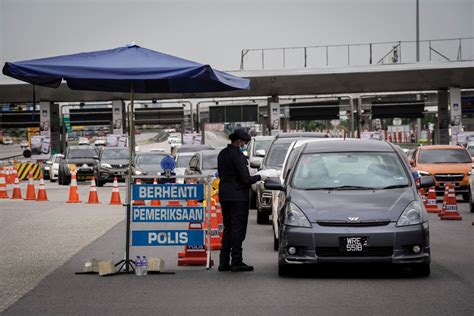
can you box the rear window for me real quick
[67,148,97,159]
[418,149,471,163]
[264,139,295,169]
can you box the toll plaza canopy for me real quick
[2,45,250,93]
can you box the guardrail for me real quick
[240,37,474,70]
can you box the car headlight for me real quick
[417,170,431,176]
[284,202,311,228]
[134,170,144,175]
[396,201,425,227]
[44,166,50,171]
[101,163,112,169]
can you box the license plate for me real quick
[340,236,368,252]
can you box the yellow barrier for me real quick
[16,162,42,180]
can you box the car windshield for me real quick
[418,149,471,163]
[101,149,129,160]
[253,140,273,155]
[467,147,474,156]
[202,153,218,170]
[292,152,410,190]
[176,155,193,168]
[136,154,166,165]
[67,148,97,159]
[264,140,295,169]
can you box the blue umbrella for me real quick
[3,45,249,273]
[2,44,250,92]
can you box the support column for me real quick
[112,100,126,134]
[268,96,281,136]
[437,90,450,144]
[33,102,60,160]
[449,87,462,144]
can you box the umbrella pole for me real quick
[114,83,135,274]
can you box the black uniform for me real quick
[218,144,261,266]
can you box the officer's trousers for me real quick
[219,201,249,266]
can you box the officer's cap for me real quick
[229,128,251,142]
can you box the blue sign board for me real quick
[132,206,205,223]
[132,184,204,200]
[132,230,204,246]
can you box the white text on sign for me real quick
[132,206,205,222]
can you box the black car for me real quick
[133,152,168,183]
[95,147,129,186]
[58,146,99,185]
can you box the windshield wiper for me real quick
[379,184,409,189]
[312,185,377,190]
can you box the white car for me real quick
[78,137,90,145]
[45,154,64,182]
[2,136,13,145]
[174,152,195,184]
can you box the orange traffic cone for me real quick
[439,184,454,218]
[132,179,146,206]
[168,200,182,207]
[0,168,8,199]
[150,178,161,206]
[440,191,462,221]
[425,187,439,213]
[177,222,213,266]
[36,175,48,201]
[109,177,122,205]
[209,200,222,250]
[87,177,100,204]
[11,175,22,200]
[67,171,81,203]
[24,171,36,200]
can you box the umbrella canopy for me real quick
[2,45,250,93]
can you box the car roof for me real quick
[419,145,465,150]
[303,139,395,153]
[102,146,127,150]
[198,150,219,155]
[136,152,167,156]
[253,136,274,141]
[275,132,328,139]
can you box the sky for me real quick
[0,0,473,76]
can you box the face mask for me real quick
[240,143,248,153]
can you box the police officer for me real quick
[217,129,266,272]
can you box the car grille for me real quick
[434,174,464,182]
[111,164,128,168]
[316,220,391,227]
[316,247,393,257]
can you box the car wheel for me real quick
[470,202,474,213]
[50,177,56,183]
[256,209,269,225]
[64,175,71,186]
[97,178,105,187]
[462,192,470,201]
[411,263,430,277]
[278,259,291,277]
[249,190,257,209]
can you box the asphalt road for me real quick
[1,182,473,315]
[0,144,23,159]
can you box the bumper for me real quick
[99,168,128,182]
[279,222,430,265]
[434,183,470,194]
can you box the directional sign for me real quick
[132,206,205,223]
[132,230,204,246]
[132,184,204,200]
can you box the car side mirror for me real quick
[250,159,261,169]
[417,176,435,189]
[264,178,285,191]
[409,159,415,167]
[255,149,266,157]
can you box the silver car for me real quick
[265,139,434,277]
